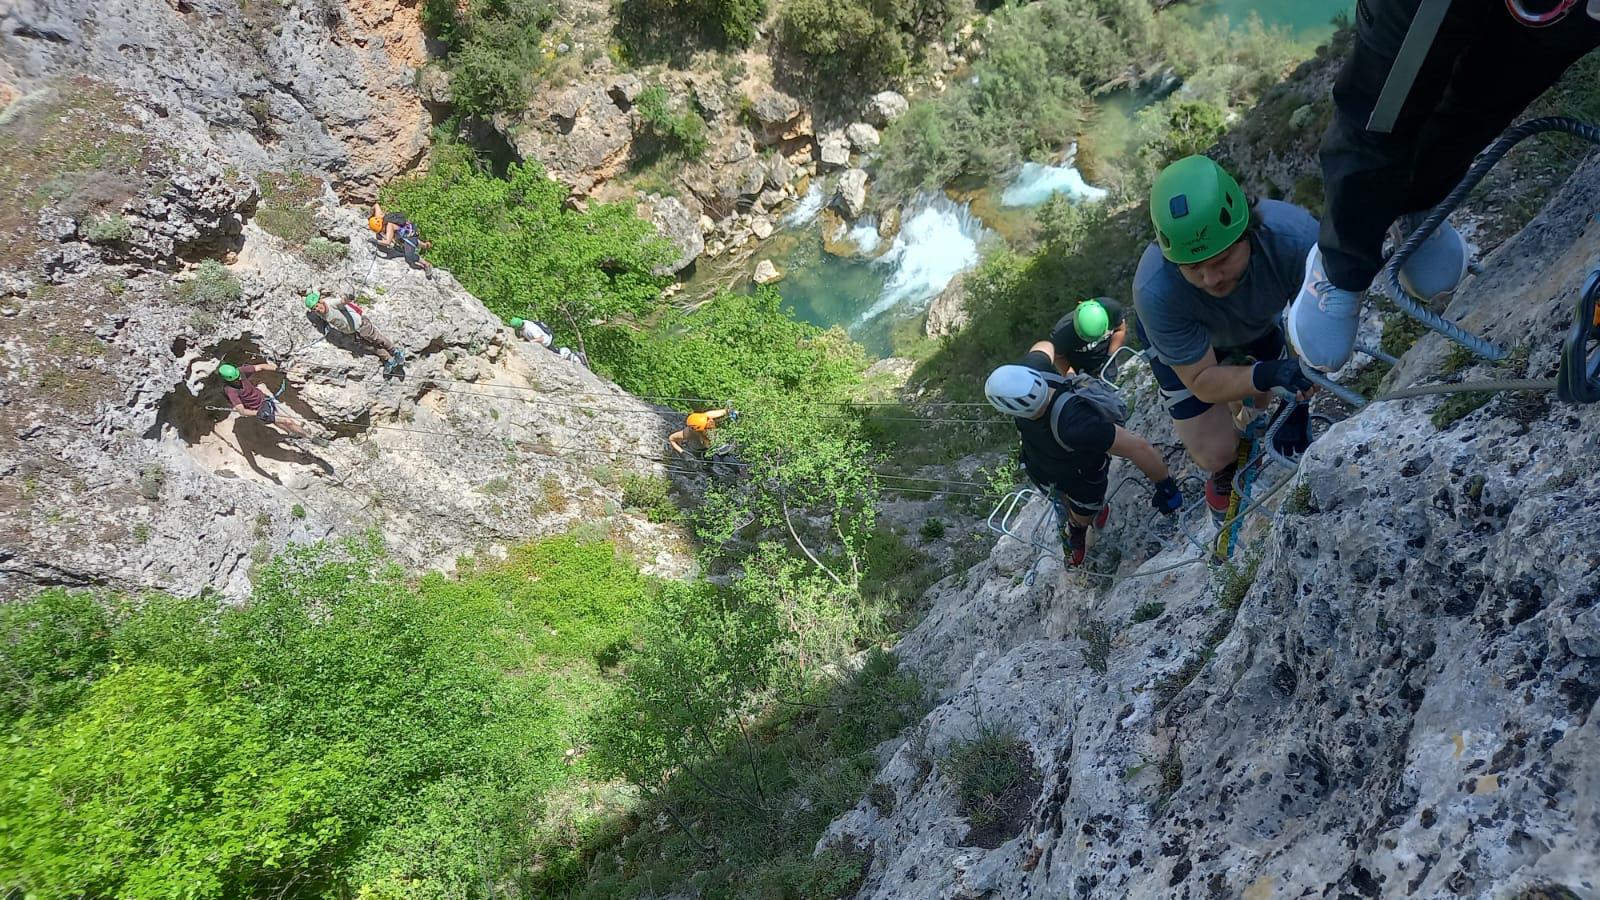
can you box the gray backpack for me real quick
[1041,373,1127,449]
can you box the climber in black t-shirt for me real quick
[1050,297,1128,380]
[986,341,1183,567]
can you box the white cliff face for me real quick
[819,157,1600,897]
[0,88,691,600]
[0,0,432,199]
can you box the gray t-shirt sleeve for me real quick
[1133,244,1212,367]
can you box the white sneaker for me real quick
[1286,245,1361,373]
[1392,213,1468,302]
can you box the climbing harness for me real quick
[1381,116,1600,362]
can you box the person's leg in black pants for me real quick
[1318,0,1600,293]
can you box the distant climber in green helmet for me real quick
[218,360,323,444]
[509,317,589,368]
[1050,297,1127,381]
[1134,155,1317,516]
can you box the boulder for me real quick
[818,131,851,170]
[765,153,795,190]
[865,90,909,127]
[834,168,869,219]
[752,259,783,284]
[845,122,880,150]
[514,78,636,195]
[819,208,856,258]
[923,273,969,336]
[607,74,643,107]
[750,88,801,134]
[641,195,704,275]
[750,215,774,240]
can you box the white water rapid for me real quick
[856,194,990,324]
[782,183,825,226]
[999,159,1109,207]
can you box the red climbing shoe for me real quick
[1092,505,1111,530]
[1062,525,1088,567]
[1205,464,1238,515]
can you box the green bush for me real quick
[634,85,710,162]
[304,236,346,268]
[0,534,653,898]
[942,724,1032,829]
[919,518,946,541]
[254,170,322,248]
[175,259,243,310]
[620,472,678,522]
[421,0,553,116]
[83,213,131,243]
[618,0,768,55]
[778,0,971,90]
[876,0,1151,194]
[381,141,673,342]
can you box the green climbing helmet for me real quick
[1151,155,1250,265]
[303,290,321,310]
[508,317,525,329]
[1073,299,1111,342]
[218,363,241,382]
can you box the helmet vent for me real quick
[1219,207,1233,227]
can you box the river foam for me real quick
[857,194,989,323]
[999,160,1108,207]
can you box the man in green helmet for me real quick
[1049,298,1127,380]
[1134,154,1317,514]
[218,361,323,444]
[304,291,405,373]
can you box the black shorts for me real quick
[383,212,409,228]
[1135,319,1285,421]
[1037,457,1110,519]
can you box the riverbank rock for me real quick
[846,122,881,151]
[866,90,909,126]
[818,131,852,170]
[819,208,855,258]
[924,274,969,337]
[750,87,802,138]
[835,169,869,219]
[752,259,783,284]
[820,153,1600,898]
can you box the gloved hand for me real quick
[1150,477,1183,515]
[727,409,741,423]
[1251,358,1314,394]
[1270,402,1313,460]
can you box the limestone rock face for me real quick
[641,195,704,275]
[0,96,691,601]
[512,77,638,197]
[0,0,431,199]
[834,168,869,220]
[820,157,1600,897]
[923,273,968,337]
[749,87,801,136]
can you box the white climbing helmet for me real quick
[985,365,1052,418]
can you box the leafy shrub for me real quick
[618,0,768,56]
[304,236,346,268]
[778,0,971,90]
[422,0,553,116]
[942,724,1032,830]
[876,0,1151,194]
[0,534,653,898]
[254,171,322,248]
[381,141,673,342]
[634,85,709,162]
[174,259,243,310]
[1130,601,1166,624]
[919,518,946,541]
[82,213,131,243]
[620,472,678,522]
[0,590,112,726]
